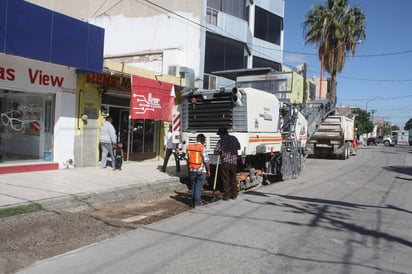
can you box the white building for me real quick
[29,0,285,88]
[27,0,285,165]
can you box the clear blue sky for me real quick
[283,0,412,128]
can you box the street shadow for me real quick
[395,176,412,181]
[246,192,412,215]
[386,204,412,214]
[169,190,192,206]
[383,165,412,176]
[178,176,191,189]
[141,223,397,274]
[269,194,368,209]
[243,193,412,250]
[170,189,222,207]
[381,150,405,155]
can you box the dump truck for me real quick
[392,130,410,146]
[307,115,355,159]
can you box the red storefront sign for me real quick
[131,75,174,121]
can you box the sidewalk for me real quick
[0,159,188,210]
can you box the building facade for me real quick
[27,0,286,166]
[0,0,104,173]
[30,0,285,83]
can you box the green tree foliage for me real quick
[303,0,366,103]
[378,123,392,136]
[391,125,400,131]
[352,108,373,135]
[404,118,412,130]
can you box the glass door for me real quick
[118,109,130,145]
[100,105,159,161]
[129,119,159,160]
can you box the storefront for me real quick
[129,75,175,161]
[0,53,77,170]
[78,71,175,165]
[0,0,104,173]
[97,72,163,161]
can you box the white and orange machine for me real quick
[174,86,308,189]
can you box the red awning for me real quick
[131,75,174,121]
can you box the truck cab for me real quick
[383,135,395,146]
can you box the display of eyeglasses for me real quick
[0,90,54,162]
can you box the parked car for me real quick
[376,136,384,144]
[367,137,377,146]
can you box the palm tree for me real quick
[303,0,366,103]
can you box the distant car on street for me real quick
[367,137,377,146]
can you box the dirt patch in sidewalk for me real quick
[0,189,222,274]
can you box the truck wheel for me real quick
[340,143,350,160]
[347,144,351,159]
[384,140,390,146]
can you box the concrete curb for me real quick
[24,178,189,213]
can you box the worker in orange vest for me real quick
[186,134,210,208]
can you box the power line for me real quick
[376,107,412,112]
[89,0,110,20]
[93,0,124,18]
[282,48,412,58]
[355,50,412,57]
[134,0,285,68]
[135,0,210,30]
[94,0,412,85]
[339,94,412,101]
[339,75,412,82]
[134,1,412,61]
[284,62,412,84]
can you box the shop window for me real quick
[0,90,54,162]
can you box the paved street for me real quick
[18,145,412,274]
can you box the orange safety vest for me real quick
[186,144,204,169]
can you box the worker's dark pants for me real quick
[190,172,206,206]
[221,163,238,199]
[162,148,180,172]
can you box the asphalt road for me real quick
[18,145,412,274]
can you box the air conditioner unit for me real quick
[168,65,181,77]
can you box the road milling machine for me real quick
[173,68,349,190]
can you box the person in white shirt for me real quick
[162,124,180,172]
[99,116,117,169]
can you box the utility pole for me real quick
[371,109,376,137]
[370,109,376,123]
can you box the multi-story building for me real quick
[31,0,284,82]
[27,0,286,166]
